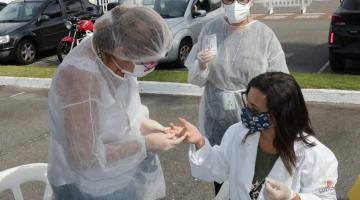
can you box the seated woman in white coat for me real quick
[173,72,338,200]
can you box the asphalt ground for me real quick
[0,86,359,200]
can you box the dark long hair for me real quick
[245,72,315,175]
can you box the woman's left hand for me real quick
[167,118,204,149]
[264,178,297,200]
[140,118,169,136]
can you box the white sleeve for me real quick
[298,146,338,200]
[188,126,237,183]
[266,31,289,74]
[56,68,146,179]
[185,43,210,87]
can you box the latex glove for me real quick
[140,118,169,136]
[197,50,216,70]
[263,178,297,200]
[145,132,186,151]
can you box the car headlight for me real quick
[0,35,10,44]
[65,21,72,30]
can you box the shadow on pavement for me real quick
[0,50,58,67]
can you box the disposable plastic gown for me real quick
[48,37,165,199]
[185,18,289,146]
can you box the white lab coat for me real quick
[189,122,338,200]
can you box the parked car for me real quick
[328,0,360,72]
[0,0,99,64]
[0,2,6,11]
[144,0,223,67]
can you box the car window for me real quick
[193,0,210,12]
[0,1,43,22]
[87,0,97,6]
[342,0,360,10]
[152,0,189,18]
[81,0,99,14]
[43,0,62,18]
[209,0,221,11]
[0,3,6,11]
[192,0,220,12]
[63,0,83,15]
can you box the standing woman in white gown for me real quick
[47,5,185,200]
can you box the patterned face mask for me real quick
[240,106,271,133]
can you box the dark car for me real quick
[0,0,99,64]
[0,2,6,11]
[328,0,360,72]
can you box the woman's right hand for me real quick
[145,132,186,151]
[197,50,216,70]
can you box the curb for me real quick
[1,76,359,105]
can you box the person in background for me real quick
[185,0,289,194]
[173,72,338,200]
[47,5,184,200]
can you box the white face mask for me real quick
[223,2,251,24]
[111,57,158,78]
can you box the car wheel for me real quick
[57,41,71,63]
[329,53,346,72]
[16,39,36,65]
[177,39,192,67]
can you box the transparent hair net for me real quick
[48,36,165,198]
[185,17,288,146]
[93,5,172,63]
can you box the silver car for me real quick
[144,0,223,67]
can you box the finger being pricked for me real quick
[169,122,183,133]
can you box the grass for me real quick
[0,66,56,78]
[292,72,360,91]
[1,65,360,90]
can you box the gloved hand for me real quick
[263,178,297,200]
[145,132,186,151]
[197,50,216,70]
[140,118,169,136]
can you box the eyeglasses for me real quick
[240,91,248,108]
[240,91,269,116]
[222,0,249,5]
[136,61,159,72]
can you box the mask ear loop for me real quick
[141,61,159,72]
[110,56,125,74]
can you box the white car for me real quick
[144,0,223,67]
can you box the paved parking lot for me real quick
[0,86,359,199]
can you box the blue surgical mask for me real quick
[240,106,271,133]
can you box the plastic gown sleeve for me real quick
[188,125,238,183]
[57,68,146,176]
[297,147,338,200]
[266,31,289,74]
[185,43,210,87]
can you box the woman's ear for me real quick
[269,114,277,128]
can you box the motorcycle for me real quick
[57,15,95,62]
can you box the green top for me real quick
[249,145,279,200]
